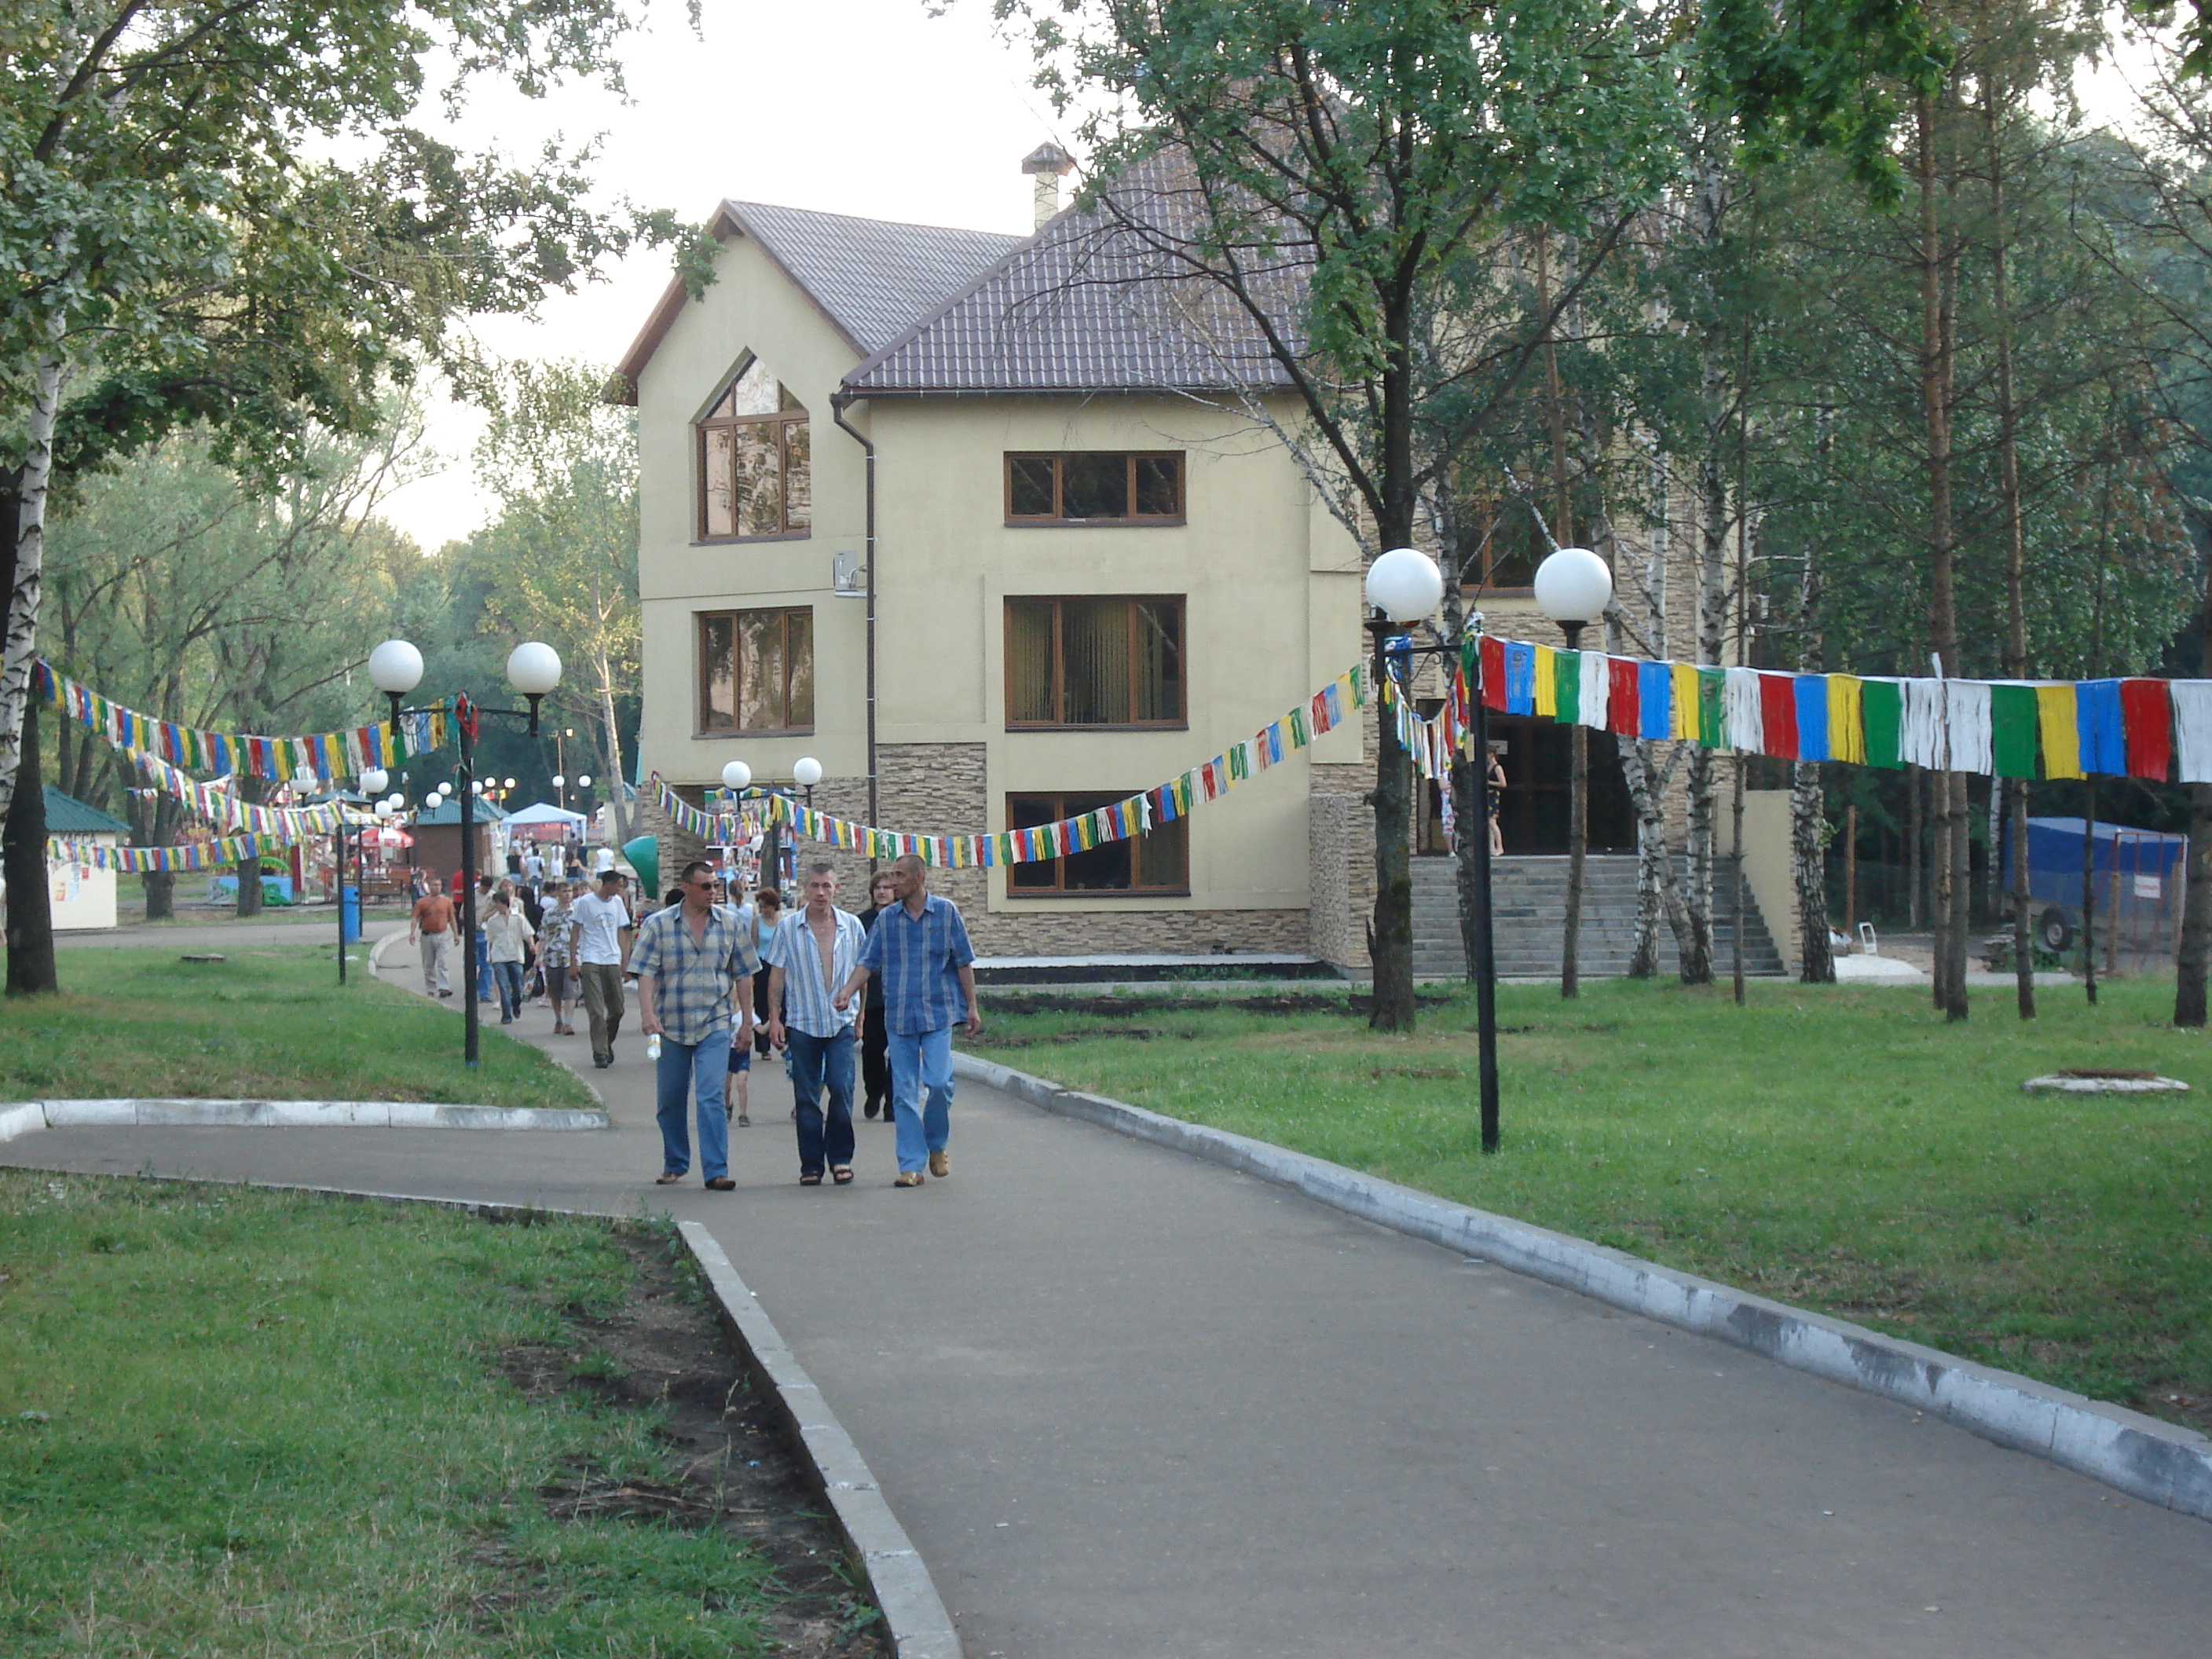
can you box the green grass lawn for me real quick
[0,1177,807,1656]
[0,945,594,1109]
[976,977,2212,1431]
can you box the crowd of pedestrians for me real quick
[405,840,983,1192]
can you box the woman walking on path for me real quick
[855,870,896,1120]
[538,878,581,1035]
[484,888,536,1024]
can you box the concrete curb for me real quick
[0,1099,608,1139]
[953,1050,2212,1524]
[677,1221,963,1659]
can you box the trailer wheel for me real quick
[2038,906,2076,953]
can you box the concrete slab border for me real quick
[677,1221,964,1659]
[0,1100,607,1139]
[954,1051,2212,1524]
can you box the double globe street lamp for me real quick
[367,638,562,1068]
[716,756,820,892]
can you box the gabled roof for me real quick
[608,202,1023,403]
[43,786,127,836]
[841,151,1305,398]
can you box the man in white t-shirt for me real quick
[571,867,634,1068]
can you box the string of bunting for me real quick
[130,752,368,837]
[654,665,1374,866]
[34,659,450,778]
[49,832,274,875]
[1465,636,2212,783]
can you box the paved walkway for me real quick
[6,939,2209,1656]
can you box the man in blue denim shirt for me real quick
[834,855,982,1188]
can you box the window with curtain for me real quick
[1004,596,1184,728]
[698,358,811,540]
[697,608,814,732]
[1005,452,1184,522]
[1005,791,1189,894]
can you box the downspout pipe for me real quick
[830,392,879,833]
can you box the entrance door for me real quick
[1485,716,1635,854]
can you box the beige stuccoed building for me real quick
[610,152,1794,976]
[610,152,1392,969]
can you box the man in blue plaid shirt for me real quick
[635,859,758,1191]
[834,854,981,1187]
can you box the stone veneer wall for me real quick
[1307,764,1376,972]
[879,743,1307,957]
[643,743,1331,958]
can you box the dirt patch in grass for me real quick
[497,1232,884,1657]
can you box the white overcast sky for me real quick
[376,0,1071,548]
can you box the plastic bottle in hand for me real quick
[646,1033,661,1061]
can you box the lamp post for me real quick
[368,637,562,1068]
[1364,548,1503,1150]
[1533,548,1615,1001]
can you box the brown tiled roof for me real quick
[607,203,1021,402]
[723,201,1023,354]
[841,152,1306,397]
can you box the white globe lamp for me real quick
[367,639,424,697]
[1533,547,1613,638]
[577,774,591,789]
[505,641,562,696]
[1364,547,1445,624]
[551,774,566,791]
[793,756,824,789]
[360,767,388,797]
[721,760,753,792]
[437,782,452,798]
[374,801,393,820]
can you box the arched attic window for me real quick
[698,357,811,540]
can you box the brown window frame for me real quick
[1003,595,1186,731]
[1005,790,1190,897]
[695,606,815,736]
[696,363,811,543]
[1004,452,1185,525]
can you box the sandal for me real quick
[831,1166,854,1185]
[800,1172,822,1186]
[654,1170,683,1185]
[736,1112,750,1128]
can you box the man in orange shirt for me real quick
[410,880,457,998]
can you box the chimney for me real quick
[1021,142,1075,230]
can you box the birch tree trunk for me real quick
[0,350,66,826]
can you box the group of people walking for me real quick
[639,854,980,1192]
[415,849,981,1192]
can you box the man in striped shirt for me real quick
[764,862,868,1186]
[833,855,981,1188]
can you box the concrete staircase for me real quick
[1412,854,1787,980]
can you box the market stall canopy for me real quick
[503,802,587,827]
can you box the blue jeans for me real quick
[491,960,524,1020]
[474,928,492,1000]
[786,1027,856,1176]
[887,1027,954,1174]
[654,1028,732,1181]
